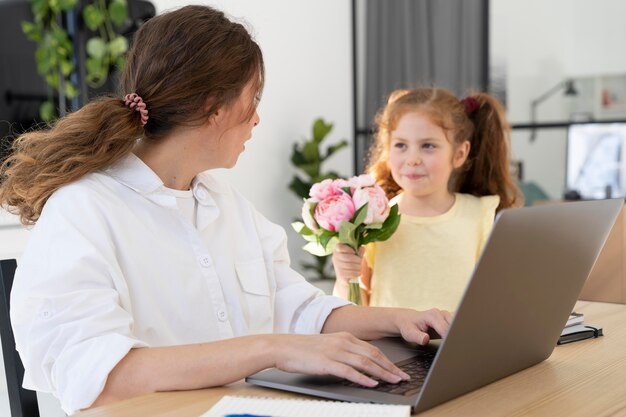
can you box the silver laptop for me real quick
[246,199,622,413]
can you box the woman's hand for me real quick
[323,304,452,345]
[393,308,453,345]
[271,332,409,387]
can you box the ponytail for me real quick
[0,97,143,225]
[455,92,522,211]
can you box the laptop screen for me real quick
[566,122,626,199]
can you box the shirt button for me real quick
[199,256,212,267]
[195,188,208,200]
[217,309,228,322]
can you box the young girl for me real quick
[333,87,522,311]
[0,8,450,414]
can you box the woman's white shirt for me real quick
[10,153,349,414]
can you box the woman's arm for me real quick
[91,331,413,408]
[322,305,452,345]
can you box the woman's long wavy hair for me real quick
[367,87,522,211]
[0,5,264,225]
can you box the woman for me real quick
[0,5,450,414]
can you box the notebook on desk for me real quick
[247,199,623,413]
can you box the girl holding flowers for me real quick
[332,87,522,311]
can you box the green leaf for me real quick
[83,4,105,31]
[302,141,319,163]
[291,221,310,235]
[39,101,56,122]
[65,82,78,98]
[115,56,126,72]
[32,0,49,18]
[45,73,59,88]
[319,229,337,249]
[108,35,129,57]
[57,0,77,11]
[362,205,401,244]
[352,203,368,226]
[312,118,333,143]
[338,221,358,250]
[21,21,43,42]
[298,162,320,179]
[302,241,332,257]
[109,0,128,26]
[86,37,107,59]
[86,57,107,84]
[60,59,73,76]
[288,176,312,200]
[324,140,349,159]
[290,144,307,166]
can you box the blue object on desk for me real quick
[225,414,273,417]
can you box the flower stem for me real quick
[348,278,362,305]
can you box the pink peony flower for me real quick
[309,179,345,202]
[352,185,390,224]
[314,193,356,232]
[348,174,376,189]
[301,199,319,231]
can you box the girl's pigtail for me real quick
[456,92,523,210]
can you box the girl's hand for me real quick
[332,244,365,285]
[394,308,453,345]
[272,332,410,387]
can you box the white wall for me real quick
[491,0,626,199]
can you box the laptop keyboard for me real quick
[341,349,436,396]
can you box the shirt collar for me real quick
[103,153,229,198]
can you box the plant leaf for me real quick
[324,140,349,159]
[83,4,105,31]
[86,37,107,59]
[303,241,332,257]
[302,141,319,163]
[288,176,311,200]
[352,203,368,226]
[338,221,358,250]
[109,0,128,26]
[39,101,55,122]
[21,21,42,42]
[57,0,77,11]
[108,35,129,57]
[319,229,336,250]
[312,118,333,143]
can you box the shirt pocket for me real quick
[235,259,273,333]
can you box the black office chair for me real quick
[0,259,40,417]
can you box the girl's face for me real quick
[388,112,469,200]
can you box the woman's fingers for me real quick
[278,333,409,387]
[331,334,409,384]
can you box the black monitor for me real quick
[566,122,626,199]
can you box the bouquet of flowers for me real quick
[292,174,401,303]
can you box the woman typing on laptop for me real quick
[0,5,450,415]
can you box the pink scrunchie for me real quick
[124,93,149,126]
[461,96,480,116]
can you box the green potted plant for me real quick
[21,0,131,121]
[289,118,348,280]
